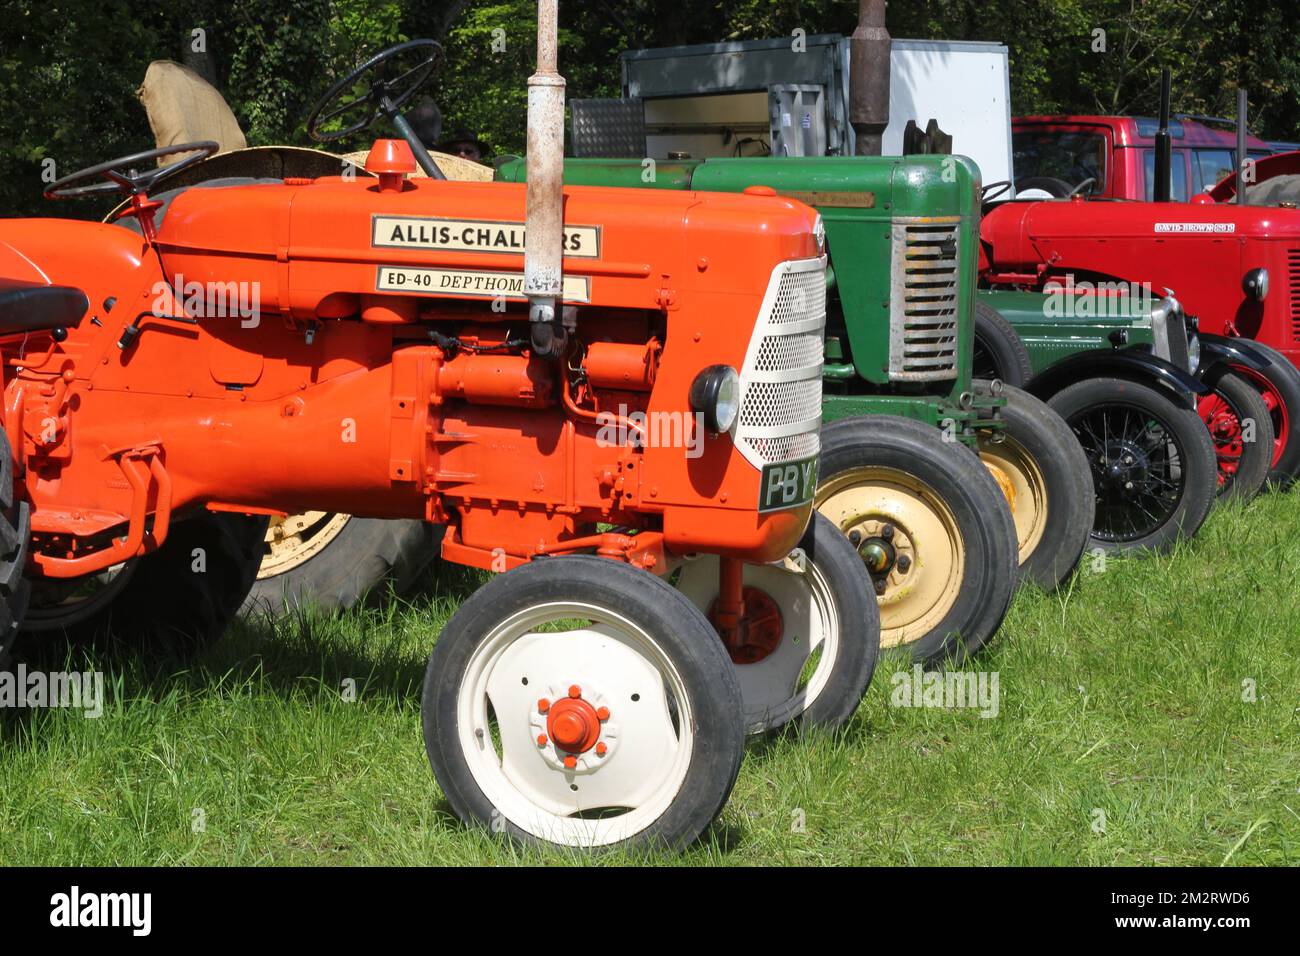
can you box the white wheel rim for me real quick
[675,552,839,734]
[456,601,694,847]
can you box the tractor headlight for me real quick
[690,365,740,434]
[1187,330,1201,374]
[1243,267,1269,301]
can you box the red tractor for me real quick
[0,17,881,851]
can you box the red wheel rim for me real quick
[1229,363,1288,469]
[1197,391,1245,489]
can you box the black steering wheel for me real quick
[981,180,1013,203]
[44,141,219,200]
[306,39,446,180]
[1067,177,1097,198]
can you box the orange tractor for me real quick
[0,13,880,849]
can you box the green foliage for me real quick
[2,0,1300,218]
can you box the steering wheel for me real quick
[44,142,219,200]
[981,180,1013,203]
[306,39,446,180]
[1067,177,1097,198]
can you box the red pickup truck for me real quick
[1012,115,1272,201]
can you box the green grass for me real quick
[1,493,1298,866]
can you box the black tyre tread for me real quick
[819,415,1019,665]
[1201,369,1274,502]
[423,556,745,852]
[974,380,1094,590]
[1048,377,1218,554]
[33,511,268,656]
[974,302,1034,388]
[0,420,28,669]
[244,517,441,616]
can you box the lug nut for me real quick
[873,578,888,596]
[568,685,582,699]
[596,706,610,721]
[897,555,912,573]
[563,755,578,770]
[596,742,608,756]
[848,529,862,545]
[537,698,550,714]
[537,734,548,747]
[881,524,895,541]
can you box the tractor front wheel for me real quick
[422,556,745,851]
[1048,377,1217,554]
[1223,341,1300,487]
[673,512,880,734]
[975,381,1094,590]
[816,415,1018,665]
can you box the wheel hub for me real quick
[1097,440,1149,494]
[532,683,614,771]
[709,586,783,665]
[848,521,913,594]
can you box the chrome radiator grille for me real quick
[888,217,961,381]
[736,257,827,469]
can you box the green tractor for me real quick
[976,287,1274,550]
[497,154,1092,662]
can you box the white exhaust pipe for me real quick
[525,0,566,354]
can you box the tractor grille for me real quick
[888,218,961,381]
[1289,248,1300,343]
[736,257,827,469]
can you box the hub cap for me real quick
[1197,392,1245,488]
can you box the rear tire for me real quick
[422,556,744,851]
[244,515,441,616]
[0,431,30,670]
[1198,369,1275,502]
[974,380,1094,590]
[1048,377,1217,554]
[973,302,1034,387]
[24,511,268,658]
[816,415,1018,665]
[673,512,879,734]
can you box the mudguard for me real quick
[1025,347,1208,409]
[1198,333,1269,376]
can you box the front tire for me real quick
[816,415,1018,665]
[0,432,30,670]
[1223,340,1300,487]
[673,512,880,734]
[973,302,1034,387]
[1048,377,1217,554]
[975,380,1094,590]
[422,556,745,851]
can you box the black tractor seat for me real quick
[0,278,89,337]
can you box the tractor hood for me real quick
[150,174,822,320]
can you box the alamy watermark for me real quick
[596,405,706,458]
[890,665,1000,718]
[0,665,104,718]
[151,273,261,327]
[1041,274,1154,318]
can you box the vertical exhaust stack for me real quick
[849,0,891,156]
[1236,88,1249,206]
[525,0,568,357]
[1153,68,1172,203]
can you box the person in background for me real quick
[435,131,490,164]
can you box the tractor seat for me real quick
[0,278,89,337]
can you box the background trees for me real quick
[2,0,1297,216]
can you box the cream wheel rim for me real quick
[979,432,1048,566]
[258,512,352,578]
[815,467,964,647]
[457,601,694,847]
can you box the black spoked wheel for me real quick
[1049,378,1217,554]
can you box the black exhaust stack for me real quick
[850,0,891,156]
[1153,68,1172,202]
[1236,88,1248,205]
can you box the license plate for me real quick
[758,456,819,513]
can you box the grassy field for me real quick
[1,491,1297,866]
